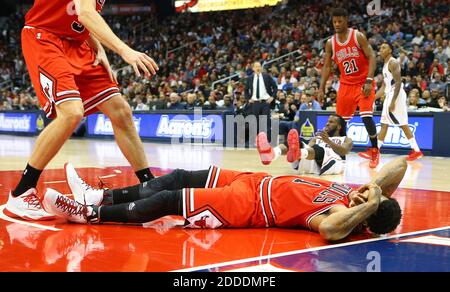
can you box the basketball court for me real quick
[0,135,448,272]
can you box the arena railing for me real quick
[210,49,303,90]
[0,80,13,91]
[165,40,200,59]
[180,89,194,95]
[262,49,302,69]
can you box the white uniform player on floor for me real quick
[377,43,423,161]
[296,136,348,175]
[256,114,353,175]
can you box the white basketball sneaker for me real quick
[4,189,55,221]
[42,188,89,224]
[64,163,104,206]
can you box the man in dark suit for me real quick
[245,62,278,141]
[245,62,278,118]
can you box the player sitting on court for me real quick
[42,157,406,242]
[257,114,353,175]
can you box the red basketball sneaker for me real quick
[358,148,372,160]
[407,150,424,161]
[287,129,302,163]
[256,132,274,165]
[369,148,380,169]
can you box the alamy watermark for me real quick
[367,0,382,16]
[366,251,381,272]
[168,108,280,149]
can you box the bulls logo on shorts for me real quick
[185,210,224,229]
[39,68,56,103]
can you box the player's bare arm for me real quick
[86,34,117,83]
[388,59,402,112]
[376,75,385,100]
[358,156,408,198]
[312,184,382,241]
[308,137,318,147]
[332,136,353,156]
[356,32,376,96]
[76,0,159,77]
[318,39,333,100]
[316,131,353,157]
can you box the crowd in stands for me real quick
[0,0,449,119]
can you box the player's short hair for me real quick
[383,42,394,52]
[330,114,347,136]
[331,8,348,18]
[382,42,397,58]
[367,198,402,234]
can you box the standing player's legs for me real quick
[336,84,358,122]
[378,123,389,144]
[355,83,379,168]
[96,96,153,181]
[5,101,84,220]
[401,125,423,160]
[5,28,86,220]
[73,42,154,183]
[377,123,419,152]
[28,102,84,170]
[379,123,422,159]
[379,91,423,161]
[378,92,393,149]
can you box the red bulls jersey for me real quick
[25,0,105,41]
[260,176,352,229]
[331,28,369,85]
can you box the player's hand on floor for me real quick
[120,47,159,78]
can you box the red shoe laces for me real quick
[97,178,111,190]
[55,195,85,216]
[23,194,42,209]
[372,148,378,159]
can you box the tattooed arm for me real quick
[359,156,408,198]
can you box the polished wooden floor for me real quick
[0,135,449,271]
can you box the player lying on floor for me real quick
[42,157,406,242]
[257,114,353,175]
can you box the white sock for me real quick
[273,146,282,161]
[300,149,309,159]
[378,140,383,149]
[409,138,420,152]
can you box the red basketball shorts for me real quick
[21,27,120,118]
[181,166,269,229]
[336,82,375,121]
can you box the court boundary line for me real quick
[0,205,61,231]
[44,180,67,184]
[172,226,450,272]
